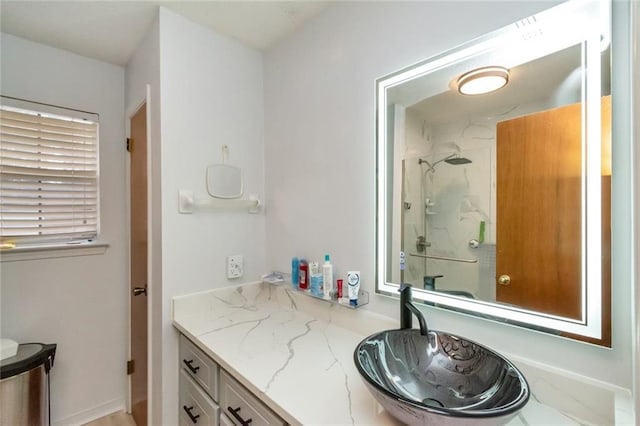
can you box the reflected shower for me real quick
[418,153,472,173]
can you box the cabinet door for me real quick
[180,369,220,426]
[180,334,220,401]
[219,371,284,426]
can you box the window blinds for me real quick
[0,105,99,245]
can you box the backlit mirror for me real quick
[376,0,611,346]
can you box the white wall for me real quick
[264,1,634,390]
[0,34,128,424]
[125,9,267,424]
[157,8,266,424]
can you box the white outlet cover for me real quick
[227,255,243,279]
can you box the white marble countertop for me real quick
[172,282,628,425]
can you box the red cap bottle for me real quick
[299,260,309,290]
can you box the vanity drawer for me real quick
[179,369,220,426]
[219,370,285,426]
[180,334,219,401]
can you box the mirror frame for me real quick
[375,0,610,340]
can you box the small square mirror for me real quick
[206,164,243,199]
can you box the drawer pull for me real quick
[227,406,253,426]
[183,359,200,374]
[183,405,200,423]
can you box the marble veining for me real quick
[264,319,316,392]
[321,324,356,425]
[173,282,625,425]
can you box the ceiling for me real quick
[0,1,331,66]
[407,44,585,126]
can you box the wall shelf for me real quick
[262,271,369,309]
[178,190,261,214]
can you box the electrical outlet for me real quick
[227,255,243,279]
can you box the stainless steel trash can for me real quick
[0,343,57,426]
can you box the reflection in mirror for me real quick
[376,0,611,346]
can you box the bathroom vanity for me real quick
[173,282,398,425]
[173,282,629,425]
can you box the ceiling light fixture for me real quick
[457,66,510,95]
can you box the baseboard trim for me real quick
[53,397,126,426]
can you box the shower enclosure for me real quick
[401,147,494,300]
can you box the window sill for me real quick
[0,241,109,262]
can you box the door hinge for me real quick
[126,138,134,153]
[127,359,135,375]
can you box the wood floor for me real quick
[83,411,136,426]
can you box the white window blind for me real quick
[0,104,99,245]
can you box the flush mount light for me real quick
[457,66,510,95]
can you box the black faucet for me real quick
[399,283,429,336]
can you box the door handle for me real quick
[228,406,253,426]
[183,359,200,374]
[498,275,511,285]
[183,405,200,423]
[132,286,147,296]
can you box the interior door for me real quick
[496,97,610,325]
[130,103,148,426]
[496,101,584,319]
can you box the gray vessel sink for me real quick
[354,329,529,425]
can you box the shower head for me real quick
[444,155,472,165]
[419,153,472,172]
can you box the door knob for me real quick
[132,286,147,296]
[498,275,511,286]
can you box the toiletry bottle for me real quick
[309,261,323,297]
[310,274,323,297]
[337,279,343,300]
[322,254,334,300]
[309,262,322,297]
[339,276,349,305]
[347,271,361,307]
[292,257,299,288]
[299,260,308,290]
